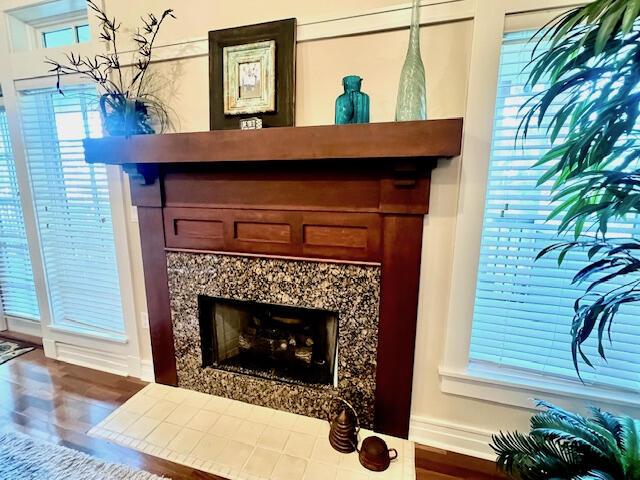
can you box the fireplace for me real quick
[166,251,380,427]
[84,119,464,437]
[199,296,339,386]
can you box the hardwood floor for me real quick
[0,344,503,479]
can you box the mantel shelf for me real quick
[84,118,463,166]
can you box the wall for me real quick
[112,1,477,377]
[102,0,524,457]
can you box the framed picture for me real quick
[223,41,275,115]
[209,18,296,130]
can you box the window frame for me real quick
[438,0,640,413]
[0,75,142,378]
[7,74,140,348]
[35,17,91,49]
[0,97,6,331]
[0,1,146,378]
[19,83,128,340]
[0,103,40,322]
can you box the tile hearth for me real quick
[89,383,415,480]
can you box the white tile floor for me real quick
[89,384,415,480]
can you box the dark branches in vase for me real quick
[46,0,176,136]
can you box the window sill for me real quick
[439,364,640,412]
[48,323,129,344]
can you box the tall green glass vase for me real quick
[395,0,427,121]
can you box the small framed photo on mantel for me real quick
[209,18,296,130]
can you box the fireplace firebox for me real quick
[199,296,339,386]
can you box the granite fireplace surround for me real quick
[167,251,381,427]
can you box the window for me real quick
[75,24,90,43]
[20,86,125,336]
[469,31,640,392]
[41,24,90,48]
[5,1,90,52]
[0,107,39,320]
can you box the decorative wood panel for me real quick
[164,208,226,251]
[164,207,382,262]
[161,162,385,213]
[175,219,223,239]
[301,212,381,261]
[303,225,367,248]
[235,222,291,244]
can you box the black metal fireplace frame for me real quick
[197,295,339,386]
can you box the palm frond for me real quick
[620,416,640,478]
[492,430,584,480]
[492,402,633,480]
[519,0,640,372]
[590,407,625,448]
[574,470,617,480]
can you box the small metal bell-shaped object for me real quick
[326,397,360,453]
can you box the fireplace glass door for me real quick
[199,296,338,386]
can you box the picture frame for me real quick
[209,18,296,130]
[223,40,276,115]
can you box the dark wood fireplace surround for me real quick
[84,119,463,438]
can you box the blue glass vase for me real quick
[99,93,155,136]
[335,75,370,124]
[395,0,427,121]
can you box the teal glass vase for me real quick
[395,0,427,121]
[335,75,370,124]
[99,93,155,136]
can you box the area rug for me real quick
[89,383,416,480]
[0,431,165,480]
[0,339,33,365]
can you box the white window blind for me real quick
[0,107,39,320]
[470,31,640,392]
[20,86,125,336]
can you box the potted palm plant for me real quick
[47,1,175,136]
[493,401,640,479]
[491,0,640,477]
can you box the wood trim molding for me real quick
[5,316,42,338]
[104,0,476,68]
[376,215,424,437]
[410,415,496,460]
[5,0,476,81]
[137,207,178,386]
[5,0,588,83]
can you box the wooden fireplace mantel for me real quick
[86,119,462,165]
[84,118,463,438]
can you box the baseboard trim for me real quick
[139,359,155,382]
[51,341,130,377]
[42,339,151,381]
[409,415,496,460]
[6,316,42,338]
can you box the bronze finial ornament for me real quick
[326,397,360,454]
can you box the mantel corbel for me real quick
[123,163,159,185]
